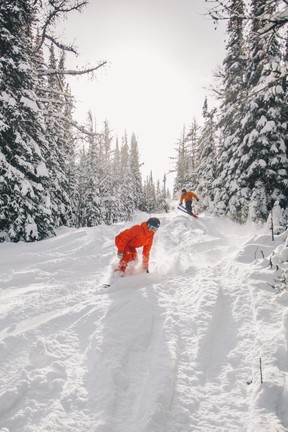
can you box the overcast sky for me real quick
[59,0,226,191]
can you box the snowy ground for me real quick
[1,210,288,432]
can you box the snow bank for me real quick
[0,212,287,432]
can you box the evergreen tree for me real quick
[213,0,247,217]
[212,0,288,224]
[235,0,288,223]
[74,146,89,227]
[155,180,162,210]
[0,0,54,241]
[197,98,217,212]
[62,83,77,226]
[186,118,201,186]
[119,133,135,220]
[100,120,115,224]
[143,172,157,212]
[130,132,143,210]
[173,126,190,194]
[73,114,102,227]
[283,33,288,160]
[84,112,104,226]
[44,45,72,227]
[111,138,124,222]
[155,175,169,212]
[0,0,113,240]
[173,120,201,197]
[57,52,77,226]
[31,29,48,107]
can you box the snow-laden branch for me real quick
[33,0,88,53]
[51,113,103,138]
[66,120,103,138]
[206,0,288,33]
[44,34,78,54]
[249,64,288,97]
[37,61,108,76]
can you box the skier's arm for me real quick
[142,238,153,270]
[192,192,199,201]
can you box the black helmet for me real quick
[182,188,187,193]
[147,217,160,229]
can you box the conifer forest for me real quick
[1,0,288,243]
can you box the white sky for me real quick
[58,0,226,190]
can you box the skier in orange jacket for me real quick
[179,189,199,215]
[115,217,160,274]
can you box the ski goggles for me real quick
[148,225,158,233]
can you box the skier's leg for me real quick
[117,247,137,272]
[186,200,192,215]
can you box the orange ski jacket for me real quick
[115,222,155,264]
[180,191,199,204]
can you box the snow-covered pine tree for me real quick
[73,113,102,227]
[207,0,288,34]
[284,33,288,161]
[84,112,104,226]
[143,172,157,212]
[111,137,124,222]
[155,180,162,211]
[173,126,191,195]
[118,132,135,220]
[155,176,169,212]
[43,45,72,227]
[0,0,54,242]
[62,83,77,225]
[164,174,171,201]
[74,146,89,227]
[129,132,143,210]
[160,174,170,212]
[236,0,288,223]
[197,98,217,212]
[186,118,201,187]
[212,0,247,219]
[100,120,116,224]
[31,30,48,110]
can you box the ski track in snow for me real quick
[0,212,288,432]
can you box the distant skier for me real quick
[179,189,199,216]
[115,217,160,274]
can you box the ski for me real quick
[177,205,198,218]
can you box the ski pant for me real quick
[185,200,193,215]
[118,246,137,272]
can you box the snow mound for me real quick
[0,212,287,432]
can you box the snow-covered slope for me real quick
[1,211,288,432]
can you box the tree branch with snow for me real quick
[33,0,88,54]
[37,61,108,77]
[205,0,288,33]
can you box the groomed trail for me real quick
[1,211,288,432]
